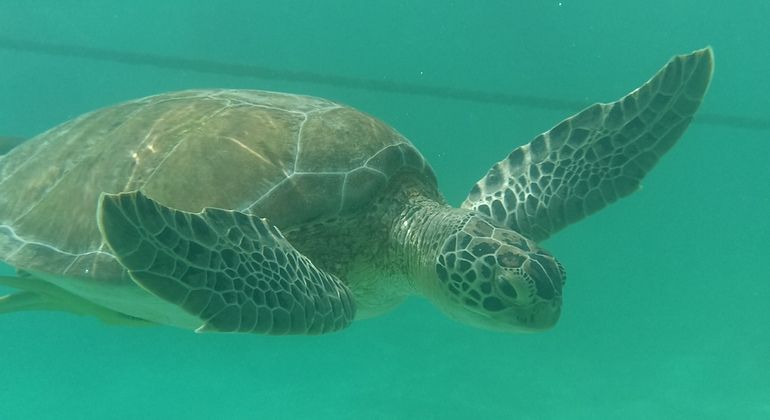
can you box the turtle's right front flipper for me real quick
[97,191,356,335]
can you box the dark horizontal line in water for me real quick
[1,36,767,131]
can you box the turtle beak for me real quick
[523,300,562,330]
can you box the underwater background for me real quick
[1,1,768,419]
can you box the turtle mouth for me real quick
[498,301,561,331]
[452,298,562,333]
[507,300,562,331]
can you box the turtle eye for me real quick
[495,274,518,299]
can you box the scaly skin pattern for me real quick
[98,191,356,334]
[383,189,565,332]
[464,48,714,242]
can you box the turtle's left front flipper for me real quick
[97,191,356,335]
[463,47,714,242]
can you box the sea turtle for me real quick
[0,48,713,335]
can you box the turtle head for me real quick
[433,214,565,332]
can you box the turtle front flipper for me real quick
[97,191,356,335]
[463,47,714,242]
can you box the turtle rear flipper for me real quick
[463,47,714,241]
[0,290,60,313]
[0,136,26,155]
[0,274,153,326]
[97,191,356,335]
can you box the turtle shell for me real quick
[0,89,437,283]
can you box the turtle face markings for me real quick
[435,215,566,331]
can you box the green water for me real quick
[1,1,768,419]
